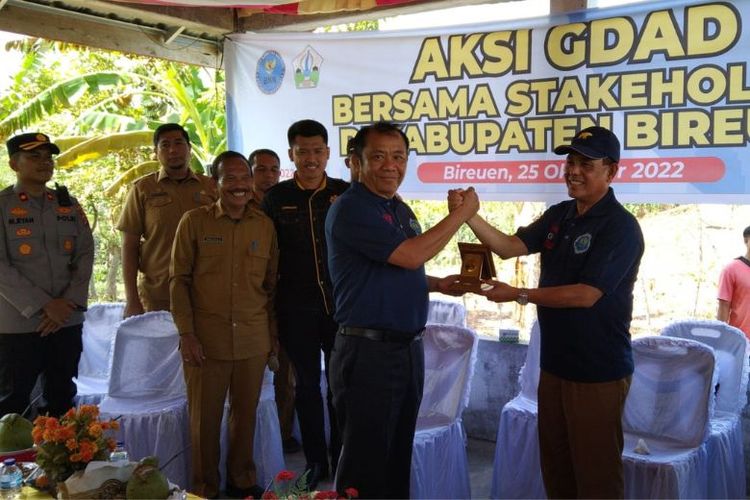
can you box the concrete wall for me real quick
[464,339,526,441]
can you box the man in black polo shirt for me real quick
[326,121,479,498]
[261,119,349,488]
[451,126,643,499]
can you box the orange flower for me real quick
[63,408,76,420]
[69,453,82,463]
[88,423,103,438]
[275,470,295,482]
[35,475,49,489]
[65,438,78,451]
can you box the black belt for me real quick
[339,326,424,344]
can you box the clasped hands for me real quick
[37,298,77,336]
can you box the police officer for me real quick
[0,132,94,418]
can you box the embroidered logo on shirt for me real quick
[203,236,223,244]
[56,207,73,214]
[18,243,32,256]
[18,193,28,202]
[382,213,393,224]
[15,228,32,237]
[10,207,27,217]
[544,224,560,250]
[250,240,259,252]
[409,218,422,235]
[63,239,74,252]
[573,233,592,254]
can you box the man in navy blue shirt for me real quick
[326,121,478,498]
[450,126,643,499]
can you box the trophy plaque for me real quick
[448,242,496,293]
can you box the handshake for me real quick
[446,187,480,221]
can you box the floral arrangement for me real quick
[254,470,358,500]
[32,405,120,484]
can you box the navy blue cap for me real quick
[7,133,60,156]
[554,126,620,163]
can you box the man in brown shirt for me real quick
[117,123,216,317]
[171,151,278,499]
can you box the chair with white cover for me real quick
[622,335,718,499]
[490,321,545,499]
[74,302,125,405]
[410,324,478,499]
[660,319,749,498]
[219,367,285,490]
[427,298,467,327]
[98,311,190,489]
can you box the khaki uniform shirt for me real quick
[170,201,278,360]
[117,169,216,311]
[0,184,94,333]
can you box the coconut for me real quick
[0,413,33,452]
[126,456,170,499]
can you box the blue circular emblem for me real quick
[256,50,285,95]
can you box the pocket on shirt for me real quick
[196,242,227,274]
[145,195,173,223]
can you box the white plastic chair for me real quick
[660,320,749,498]
[219,367,285,489]
[426,298,467,327]
[622,335,718,499]
[98,311,190,489]
[410,324,478,499]
[490,321,545,499]
[74,303,125,405]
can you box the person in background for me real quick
[717,225,750,337]
[171,151,278,499]
[248,148,281,204]
[451,126,643,499]
[326,121,477,498]
[0,132,94,418]
[247,147,300,453]
[343,138,359,183]
[117,123,216,317]
[261,119,349,488]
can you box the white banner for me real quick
[225,0,750,202]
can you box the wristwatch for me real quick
[516,288,529,306]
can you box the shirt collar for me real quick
[566,187,616,219]
[293,172,327,191]
[212,199,257,220]
[157,167,199,183]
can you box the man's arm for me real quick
[480,280,603,308]
[388,188,480,270]
[448,189,528,259]
[717,299,731,322]
[169,214,205,366]
[121,231,144,318]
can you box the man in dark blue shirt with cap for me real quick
[326,121,478,499]
[450,126,643,499]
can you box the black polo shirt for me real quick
[325,182,428,334]
[261,175,349,314]
[516,188,644,382]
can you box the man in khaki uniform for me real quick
[0,133,94,417]
[171,151,278,499]
[117,123,216,317]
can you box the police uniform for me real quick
[117,169,216,311]
[0,134,94,417]
[170,200,278,499]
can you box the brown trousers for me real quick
[184,355,266,498]
[538,370,631,499]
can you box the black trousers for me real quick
[278,309,340,470]
[0,324,83,418]
[330,333,424,499]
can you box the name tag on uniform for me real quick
[203,236,223,244]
